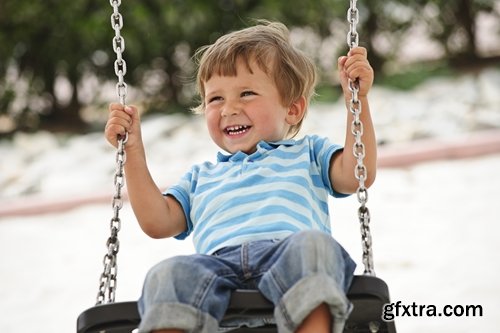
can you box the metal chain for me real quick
[110,0,128,105]
[347,0,375,276]
[96,0,128,305]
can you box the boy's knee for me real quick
[292,230,336,252]
[146,256,192,283]
[287,230,345,270]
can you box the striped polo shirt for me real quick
[165,135,347,254]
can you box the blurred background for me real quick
[1,1,500,333]
[1,0,499,135]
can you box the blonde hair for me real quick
[192,21,317,138]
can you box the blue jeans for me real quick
[138,230,356,333]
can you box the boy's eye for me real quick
[207,96,222,104]
[241,91,255,97]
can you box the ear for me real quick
[285,96,307,126]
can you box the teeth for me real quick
[226,125,250,135]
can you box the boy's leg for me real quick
[296,303,331,333]
[257,230,356,333]
[138,254,239,333]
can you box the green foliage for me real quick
[0,0,350,133]
[314,84,343,103]
[377,61,453,90]
[0,0,110,132]
[0,0,499,134]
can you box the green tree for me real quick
[1,0,498,135]
[0,0,350,134]
[0,1,111,133]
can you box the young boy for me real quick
[105,21,376,333]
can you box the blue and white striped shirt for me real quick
[165,135,347,254]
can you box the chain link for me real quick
[96,0,128,305]
[110,0,128,105]
[347,0,360,49]
[347,0,375,276]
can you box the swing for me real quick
[77,1,396,332]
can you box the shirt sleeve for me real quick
[163,168,196,240]
[309,135,350,198]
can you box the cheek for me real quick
[205,112,220,134]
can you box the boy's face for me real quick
[203,58,294,154]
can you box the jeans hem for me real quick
[273,274,352,333]
[138,302,218,333]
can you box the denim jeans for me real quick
[138,230,356,333]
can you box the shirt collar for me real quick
[216,139,296,162]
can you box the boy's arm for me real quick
[124,144,187,238]
[330,47,377,195]
[105,104,187,238]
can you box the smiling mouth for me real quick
[225,125,251,136]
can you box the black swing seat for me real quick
[77,275,396,333]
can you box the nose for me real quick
[220,100,241,117]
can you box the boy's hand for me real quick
[104,103,142,150]
[338,47,373,98]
